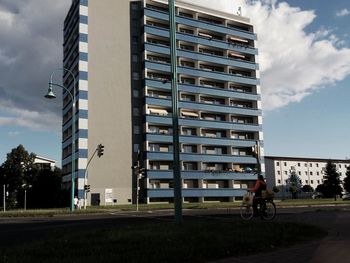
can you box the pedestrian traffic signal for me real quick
[97,144,105,157]
[84,184,90,192]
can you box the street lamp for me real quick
[45,68,76,212]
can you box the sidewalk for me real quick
[214,209,350,263]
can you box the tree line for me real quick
[0,145,69,209]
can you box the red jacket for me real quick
[251,179,267,197]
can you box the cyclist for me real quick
[248,174,267,216]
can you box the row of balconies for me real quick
[148,161,256,173]
[147,125,255,140]
[146,71,256,94]
[146,53,255,77]
[147,72,256,94]
[147,106,257,125]
[145,17,254,48]
[147,88,256,109]
[147,143,254,157]
[146,35,254,62]
[145,3,253,34]
[148,179,251,190]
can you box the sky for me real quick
[0,0,350,165]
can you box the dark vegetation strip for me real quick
[0,217,326,263]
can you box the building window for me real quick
[317,172,319,176]
[316,163,319,167]
[132,36,139,44]
[131,3,138,10]
[132,54,138,63]
[149,144,160,152]
[298,171,301,175]
[133,107,140,116]
[306,180,308,184]
[277,171,280,175]
[133,89,139,98]
[304,163,307,167]
[277,179,281,184]
[310,171,313,176]
[305,171,308,175]
[298,163,300,167]
[284,162,287,166]
[132,72,139,80]
[284,171,287,175]
[311,180,314,184]
[310,163,312,167]
[183,162,197,170]
[133,144,139,152]
[133,125,140,134]
[276,162,280,166]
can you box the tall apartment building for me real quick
[62,0,263,205]
[265,156,350,190]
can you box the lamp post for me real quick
[169,0,182,223]
[22,184,32,211]
[45,68,76,212]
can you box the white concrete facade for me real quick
[265,156,350,190]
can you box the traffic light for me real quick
[84,184,90,192]
[97,144,105,157]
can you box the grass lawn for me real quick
[0,217,326,263]
[1,198,348,217]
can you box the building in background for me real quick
[34,156,56,170]
[265,156,350,190]
[62,0,263,205]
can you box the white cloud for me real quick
[0,9,14,26]
[184,0,350,111]
[336,8,350,17]
[0,100,61,132]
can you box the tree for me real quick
[343,165,350,194]
[322,161,342,200]
[0,145,38,207]
[29,167,69,208]
[302,185,314,193]
[286,171,302,199]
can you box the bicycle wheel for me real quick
[240,204,254,220]
[261,200,276,220]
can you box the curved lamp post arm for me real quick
[45,67,77,212]
[49,68,76,101]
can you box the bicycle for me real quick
[240,193,276,220]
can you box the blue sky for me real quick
[0,0,350,166]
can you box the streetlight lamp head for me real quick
[45,84,56,99]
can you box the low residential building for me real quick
[34,156,56,170]
[265,156,350,190]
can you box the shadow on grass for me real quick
[0,217,326,263]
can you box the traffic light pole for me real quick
[83,144,104,209]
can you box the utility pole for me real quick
[169,0,182,224]
[3,185,5,212]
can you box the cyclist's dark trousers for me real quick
[252,197,263,215]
